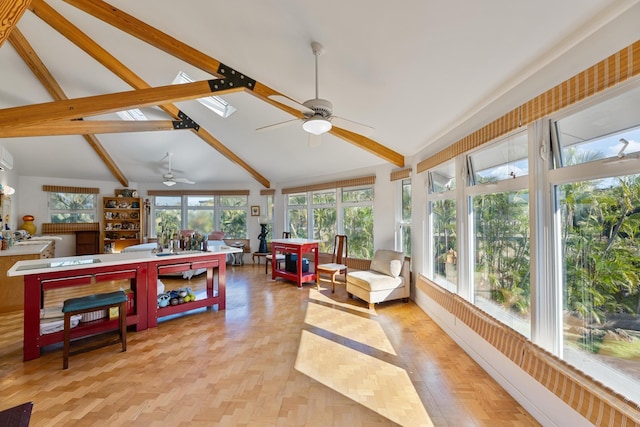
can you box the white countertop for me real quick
[271,238,322,245]
[0,241,51,257]
[7,246,241,277]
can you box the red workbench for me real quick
[270,238,321,288]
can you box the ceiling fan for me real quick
[257,41,374,145]
[161,152,195,186]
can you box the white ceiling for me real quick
[0,0,638,189]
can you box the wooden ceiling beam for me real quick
[0,0,31,47]
[29,0,271,188]
[63,0,405,168]
[7,26,129,186]
[0,119,185,137]
[0,80,243,129]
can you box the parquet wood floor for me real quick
[0,264,540,426]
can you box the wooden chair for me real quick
[62,290,128,370]
[266,232,291,274]
[316,235,348,293]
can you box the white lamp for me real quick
[163,179,176,187]
[258,215,269,225]
[302,115,332,135]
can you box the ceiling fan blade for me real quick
[268,95,314,115]
[331,116,375,137]
[308,133,322,148]
[174,177,196,184]
[256,118,300,132]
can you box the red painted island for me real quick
[8,246,240,361]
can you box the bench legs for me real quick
[63,300,127,370]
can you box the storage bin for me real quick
[285,254,309,273]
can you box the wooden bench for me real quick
[62,290,128,369]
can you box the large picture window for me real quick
[285,184,374,258]
[49,191,96,223]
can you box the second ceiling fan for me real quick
[162,152,196,186]
[257,41,374,146]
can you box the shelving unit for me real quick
[101,189,143,253]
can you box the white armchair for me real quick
[346,249,410,309]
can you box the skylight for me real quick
[116,109,148,121]
[172,71,237,118]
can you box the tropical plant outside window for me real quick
[468,131,531,336]
[49,192,96,223]
[286,186,373,258]
[312,190,337,253]
[153,194,248,241]
[287,193,308,239]
[398,179,412,256]
[429,162,457,290]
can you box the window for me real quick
[287,193,308,239]
[219,196,247,238]
[285,185,374,258]
[312,190,337,253]
[49,192,96,223]
[397,179,412,256]
[468,131,531,336]
[342,187,374,259]
[428,161,457,290]
[551,84,640,398]
[152,194,248,241]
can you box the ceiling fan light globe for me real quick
[163,180,176,187]
[303,116,332,135]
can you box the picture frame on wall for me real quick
[250,206,260,216]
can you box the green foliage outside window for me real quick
[49,192,95,223]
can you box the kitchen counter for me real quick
[0,239,55,313]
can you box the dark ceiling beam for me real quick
[29,0,271,188]
[63,0,405,168]
[7,26,129,186]
[0,0,31,47]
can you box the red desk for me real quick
[8,249,238,361]
[270,238,320,288]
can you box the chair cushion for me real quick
[370,249,404,278]
[347,270,403,292]
[266,254,285,261]
[317,262,346,272]
[62,290,127,313]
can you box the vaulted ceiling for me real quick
[0,0,637,188]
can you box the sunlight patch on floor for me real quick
[308,287,373,315]
[295,330,433,426]
[304,301,396,355]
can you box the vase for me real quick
[21,215,37,235]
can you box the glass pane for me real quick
[400,224,411,257]
[470,131,529,183]
[220,209,247,238]
[155,196,181,207]
[50,193,95,210]
[266,195,274,221]
[220,196,247,207]
[556,84,640,167]
[473,190,531,336]
[558,175,640,390]
[51,212,94,223]
[402,180,411,222]
[155,208,181,243]
[432,199,456,290]
[289,208,308,238]
[312,190,336,205]
[343,188,374,203]
[288,194,307,206]
[187,196,214,207]
[187,209,214,234]
[343,206,373,259]
[429,162,456,193]
[313,207,337,252]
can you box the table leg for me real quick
[23,276,42,361]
